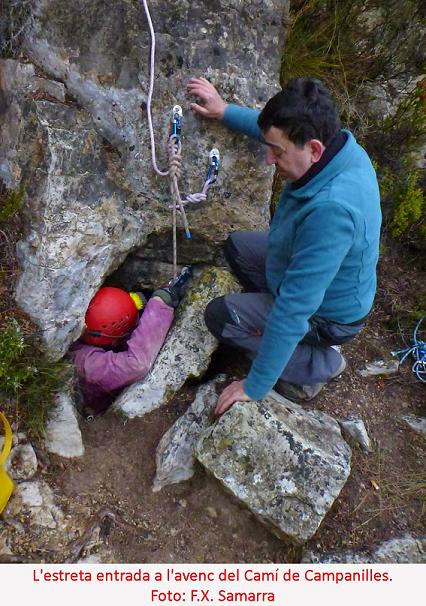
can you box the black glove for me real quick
[153,266,192,308]
[152,286,181,308]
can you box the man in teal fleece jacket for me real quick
[187,77,381,414]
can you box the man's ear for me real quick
[309,139,326,163]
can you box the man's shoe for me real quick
[272,380,323,402]
[330,353,346,378]
[273,354,346,402]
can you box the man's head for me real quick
[258,78,341,181]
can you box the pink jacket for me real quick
[69,298,174,413]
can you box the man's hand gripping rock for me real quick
[187,77,228,120]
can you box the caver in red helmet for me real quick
[82,287,139,347]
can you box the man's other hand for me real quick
[215,379,251,416]
[187,77,228,119]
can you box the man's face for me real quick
[263,126,324,182]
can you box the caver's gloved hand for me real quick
[152,266,192,308]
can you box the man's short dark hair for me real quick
[258,78,341,147]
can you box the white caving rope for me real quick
[141,0,220,277]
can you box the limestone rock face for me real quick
[0,0,287,358]
[1,60,162,358]
[14,98,150,355]
[114,267,239,417]
[195,394,351,544]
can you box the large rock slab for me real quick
[152,375,225,492]
[0,0,287,358]
[195,394,352,544]
[302,535,426,563]
[114,267,239,417]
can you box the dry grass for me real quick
[0,0,35,57]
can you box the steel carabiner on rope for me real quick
[171,105,183,140]
[206,148,220,185]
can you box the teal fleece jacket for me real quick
[223,104,381,400]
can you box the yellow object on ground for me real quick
[0,412,14,514]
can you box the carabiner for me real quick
[171,105,183,140]
[206,148,220,184]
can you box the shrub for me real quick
[390,171,424,238]
[0,320,70,438]
[383,79,426,149]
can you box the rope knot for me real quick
[168,136,182,179]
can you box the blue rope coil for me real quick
[392,316,426,383]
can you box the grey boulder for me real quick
[195,394,352,544]
[152,375,226,492]
[338,415,373,453]
[3,480,64,530]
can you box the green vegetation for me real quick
[281,0,370,127]
[376,80,426,244]
[281,1,425,116]
[381,79,426,158]
[279,0,426,246]
[0,320,71,438]
[0,184,25,222]
[387,170,424,239]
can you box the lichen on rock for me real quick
[195,394,352,544]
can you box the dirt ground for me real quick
[1,221,425,563]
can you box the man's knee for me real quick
[204,296,233,339]
[224,231,242,266]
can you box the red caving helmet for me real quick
[82,287,139,347]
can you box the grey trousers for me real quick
[205,231,366,386]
